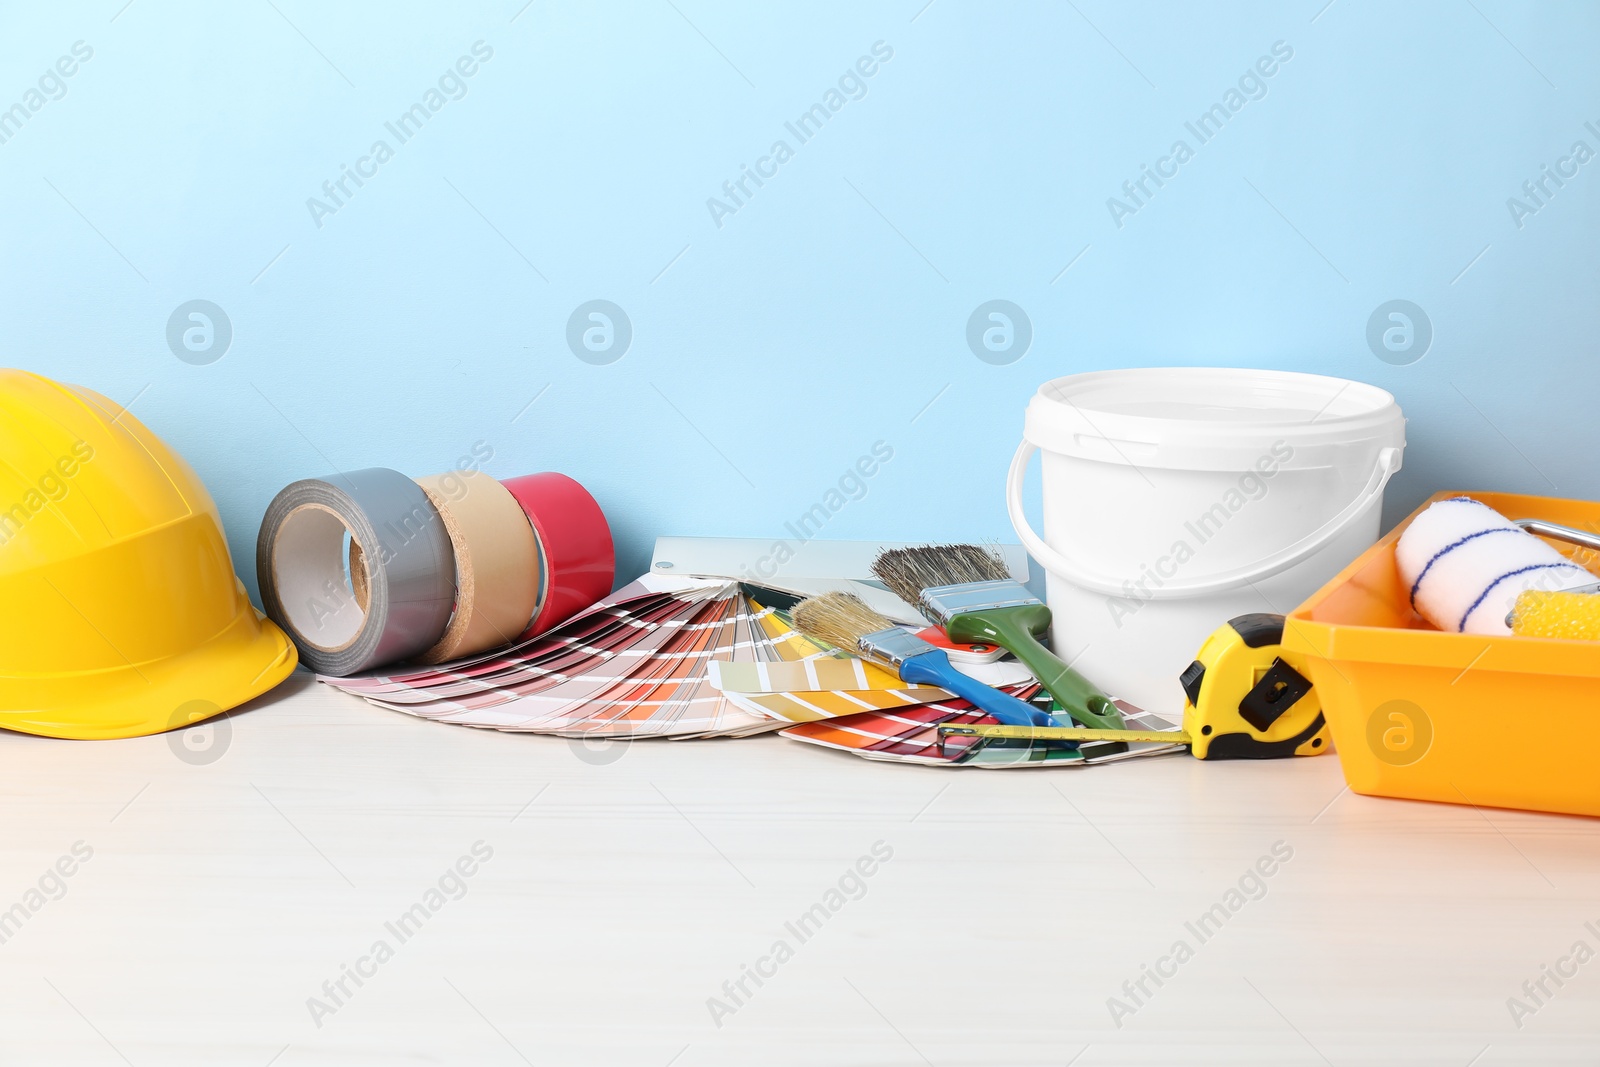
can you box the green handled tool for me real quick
[872,545,1126,731]
[915,579,1126,731]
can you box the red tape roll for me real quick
[499,472,615,638]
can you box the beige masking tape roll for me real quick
[411,469,540,665]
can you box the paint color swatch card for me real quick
[314,576,848,738]
[315,572,1190,763]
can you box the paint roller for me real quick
[1395,497,1600,637]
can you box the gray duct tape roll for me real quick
[256,467,455,676]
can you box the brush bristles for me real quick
[791,592,896,653]
[871,544,1011,606]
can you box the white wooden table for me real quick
[1,672,1595,1065]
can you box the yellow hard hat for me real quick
[0,369,296,739]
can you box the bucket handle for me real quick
[1006,442,1403,600]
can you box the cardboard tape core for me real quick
[270,504,365,652]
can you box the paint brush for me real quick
[872,544,1126,731]
[790,592,1054,728]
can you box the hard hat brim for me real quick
[0,608,298,741]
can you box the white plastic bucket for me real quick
[1006,368,1405,714]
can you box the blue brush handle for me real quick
[899,649,1055,728]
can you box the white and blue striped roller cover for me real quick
[1395,497,1592,635]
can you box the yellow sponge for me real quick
[1511,590,1600,640]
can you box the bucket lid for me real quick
[1024,367,1404,471]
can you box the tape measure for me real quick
[938,613,1330,760]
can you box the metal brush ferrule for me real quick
[855,626,936,668]
[917,579,1040,624]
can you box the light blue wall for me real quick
[3,2,1596,597]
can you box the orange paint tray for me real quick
[1282,490,1600,817]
